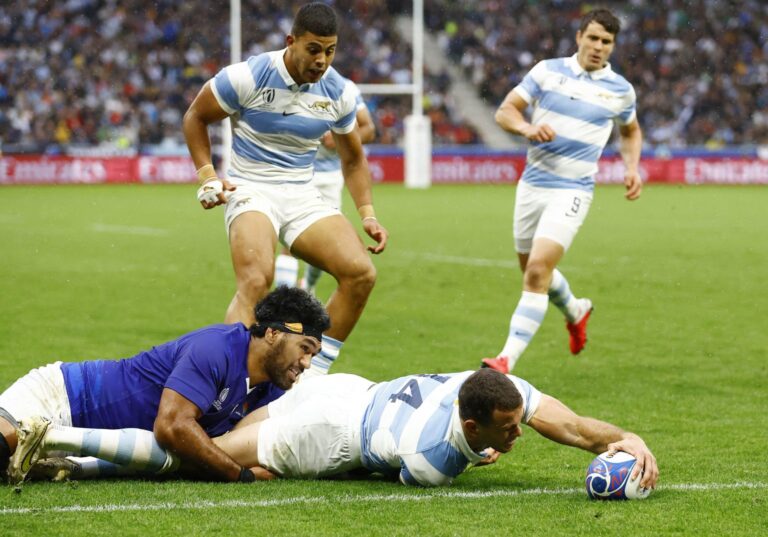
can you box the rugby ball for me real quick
[585,451,651,500]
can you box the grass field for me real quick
[1,183,767,536]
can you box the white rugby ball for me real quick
[585,451,651,500]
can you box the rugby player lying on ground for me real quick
[12,369,658,489]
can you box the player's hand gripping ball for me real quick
[585,451,651,500]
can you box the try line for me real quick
[1,482,765,516]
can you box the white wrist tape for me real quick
[197,179,224,204]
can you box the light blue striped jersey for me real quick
[314,78,368,173]
[514,55,637,191]
[360,371,541,486]
[210,49,358,184]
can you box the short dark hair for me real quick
[579,8,621,36]
[458,369,523,426]
[249,286,330,340]
[292,2,337,37]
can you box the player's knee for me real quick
[340,258,377,296]
[523,260,552,291]
[238,271,272,301]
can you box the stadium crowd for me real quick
[0,0,475,153]
[426,0,768,148]
[0,1,765,152]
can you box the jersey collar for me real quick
[566,54,614,80]
[274,48,315,93]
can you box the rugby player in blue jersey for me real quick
[183,3,388,377]
[1,286,329,484]
[483,8,644,373]
[16,369,657,491]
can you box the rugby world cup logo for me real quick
[262,88,275,104]
[212,387,230,411]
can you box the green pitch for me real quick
[1,183,766,536]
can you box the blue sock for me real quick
[548,269,580,322]
[305,264,323,288]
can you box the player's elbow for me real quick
[494,108,506,127]
[182,108,201,136]
[153,415,185,450]
[360,125,376,144]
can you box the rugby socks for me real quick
[274,254,299,288]
[66,456,138,478]
[305,334,343,378]
[548,269,581,322]
[303,264,323,290]
[43,425,179,474]
[499,291,549,370]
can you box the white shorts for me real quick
[513,180,593,254]
[224,179,341,248]
[0,362,72,426]
[312,170,344,210]
[257,373,375,478]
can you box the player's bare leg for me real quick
[291,215,376,374]
[212,421,264,469]
[522,238,563,293]
[225,212,280,325]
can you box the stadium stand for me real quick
[425,0,768,148]
[0,1,765,152]
[0,0,476,153]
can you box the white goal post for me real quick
[223,0,431,188]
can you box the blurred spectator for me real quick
[2,1,764,152]
[426,0,768,148]
[0,0,462,153]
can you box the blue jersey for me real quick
[211,49,358,184]
[60,324,284,436]
[514,55,637,192]
[360,371,541,486]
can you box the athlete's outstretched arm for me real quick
[527,394,658,489]
[618,118,643,200]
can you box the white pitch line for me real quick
[401,251,519,269]
[1,482,765,516]
[91,223,169,236]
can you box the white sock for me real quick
[303,334,343,378]
[499,291,549,369]
[274,254,299,288]
[44,425,179,474]
[548,269,581,322]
